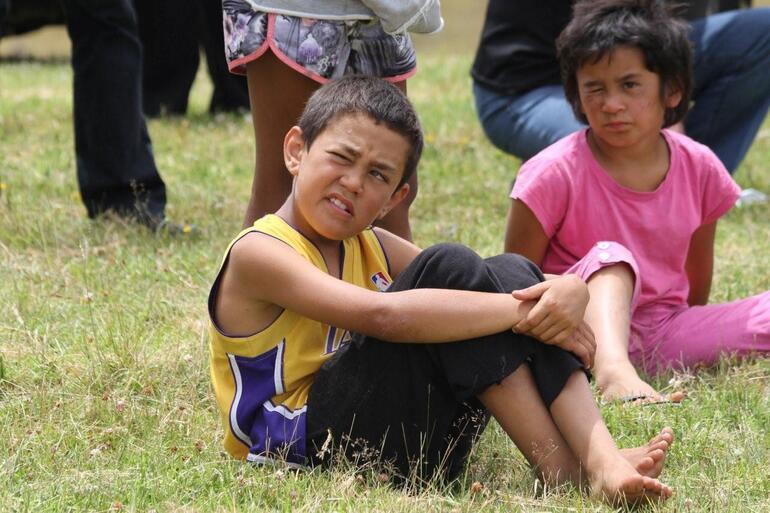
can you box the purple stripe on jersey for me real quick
[228,343,308,463]
[338,242,346,278]
[325,326,337,355]
[261,401,307,462]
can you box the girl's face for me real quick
[576,46,682,152]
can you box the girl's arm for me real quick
[505,199,594,345]
[685,221,717,306]
[504,199,550,265]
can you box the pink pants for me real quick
[566,241,770,374]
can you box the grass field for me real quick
[1,28,770,513]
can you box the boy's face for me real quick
[576,46,682,151]
[284,113,410,241]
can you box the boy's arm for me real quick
[372,227,421,278]
[225,232,595,366]
[685,221,717,306]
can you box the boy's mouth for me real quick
[328,195,353,216]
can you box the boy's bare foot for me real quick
[620,427,674,478]
[589,455,673,505]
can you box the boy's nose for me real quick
[339,170,364,194]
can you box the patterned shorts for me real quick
[223,3,417,83]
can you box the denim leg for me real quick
[686,8,770,174]
[473,82,585,161]
[62,0,166,223]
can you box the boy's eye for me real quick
[329,151,350,162]
[369,169,388,182]
[623,81,639,89]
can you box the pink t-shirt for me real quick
[511,129,740,311]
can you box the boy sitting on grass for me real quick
[207,76,674,504]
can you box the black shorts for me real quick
[306,244,584,483]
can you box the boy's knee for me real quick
[421,243,483,270]
[485,252,545,291]
[414,244,489,289]
[411,246,546,293]
[503,253,544,281]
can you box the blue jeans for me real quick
[474,8,770,173]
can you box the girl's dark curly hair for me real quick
[557,0,692,127]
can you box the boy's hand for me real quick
[557,321,595,369]
[512,275,589,340]
[511,275,595,367]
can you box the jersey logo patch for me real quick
[371,271,391,292]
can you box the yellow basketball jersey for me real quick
[208,214,392,463]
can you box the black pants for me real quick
[61,0,166,224]
[135,0,249,117]
[306,244,583,483]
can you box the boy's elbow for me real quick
[363,296,408,342]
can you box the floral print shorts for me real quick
[223,3,417,83]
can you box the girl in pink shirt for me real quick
[504,0,769,403]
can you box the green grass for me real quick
[1,54,769,512]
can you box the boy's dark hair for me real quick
[557,0,692,127]
[298,76,423,187]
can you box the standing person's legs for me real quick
[244,52,319,227]
[369,80,416,241]
[686,8,770,173]
[135,0,199,117]
[197,0,249,114]
[62,0,166,226]
[635,291,770,373]
[472,82,585,161]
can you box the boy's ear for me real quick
[377,183,410,220]
[284,126,305,177]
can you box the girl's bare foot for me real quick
[589,455,673,505]
[598,369,685,404]
[620,427,674,478]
